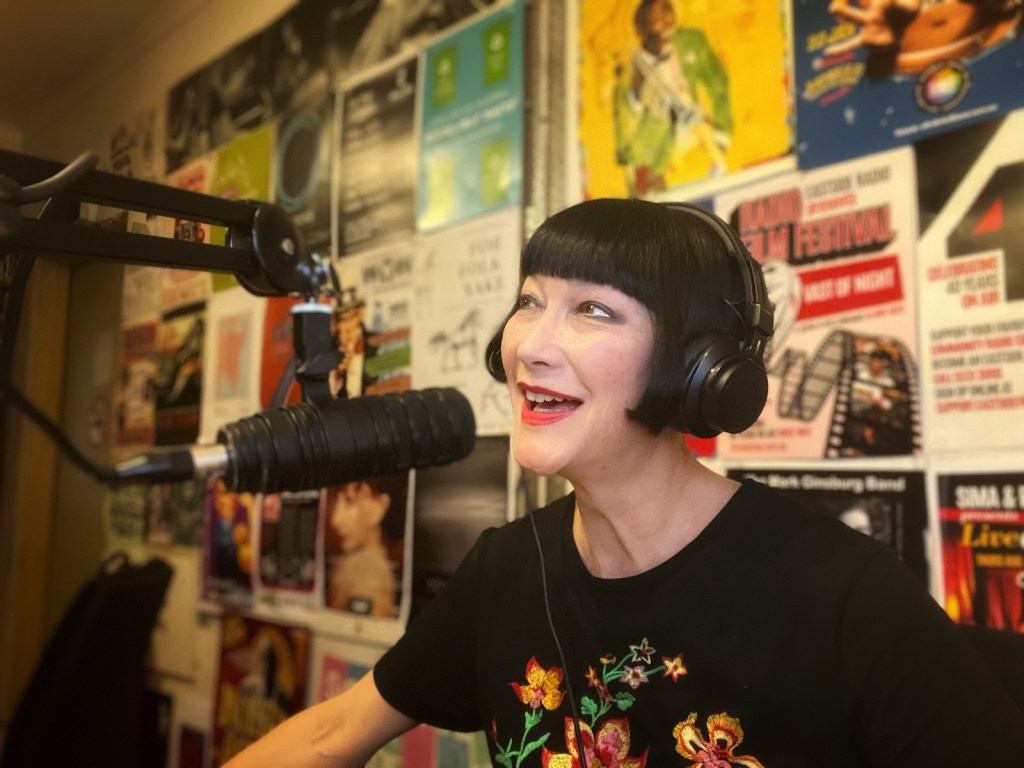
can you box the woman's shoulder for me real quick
[720,479,892,567]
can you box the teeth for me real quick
[525,391,565,404]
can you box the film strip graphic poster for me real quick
[714,146,921,459]
[916,110,1024,453]
[936,470,1024,634]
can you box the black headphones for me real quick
[662,202,774,438]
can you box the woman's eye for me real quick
[580,302,612,318]
[515,294,539,310]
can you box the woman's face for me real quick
[501,274,655,479]
[329,481,389,553]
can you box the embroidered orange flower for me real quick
[542,717,648,768]
[673,712,765,768]
[662,654,688,681]
[511,656,565,711]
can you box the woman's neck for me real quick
[569,447,739,578]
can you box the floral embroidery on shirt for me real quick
[512,656,566,711]
[580,638,684,725]
[494,642,762,766]
[672,712,765,768]
[495,657,566,768]
[541,716,648,768]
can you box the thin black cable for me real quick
[0,151,116,485]
[528,507,589,768]
[0,381,117,484]
[18,151,98,204]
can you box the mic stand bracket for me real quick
[0,148,324,298]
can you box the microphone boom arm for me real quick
[0,148,330,298]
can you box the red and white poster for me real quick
[917,110,1024,452]
[715,146,920,459]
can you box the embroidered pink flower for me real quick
[662,654,688,681]
[511,656,565,711]
[542,717,649,768]
[673,712,765,768]
[620,665,649,689]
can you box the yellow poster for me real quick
[579,0,793,199]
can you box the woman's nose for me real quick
[515,310,564,366]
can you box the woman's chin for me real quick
[511,447,566,479]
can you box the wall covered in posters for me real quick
[10,0,1024,764]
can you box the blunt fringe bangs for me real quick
[487,198,748,435]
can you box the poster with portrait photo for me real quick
[726,466,929,587]
[322,471,412,623]
[935,468,1024,635]
[714,146,921,459]
[792,0,1024,169]
[573,0,793,202]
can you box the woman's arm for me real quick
[223,670,417,768]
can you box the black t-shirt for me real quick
[375,481,1024,766]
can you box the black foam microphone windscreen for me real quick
[216,387,476,493]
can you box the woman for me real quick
[325,480,399,618]
[226,198,1024,766]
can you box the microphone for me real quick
[112,387,476,493]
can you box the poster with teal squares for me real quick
[417,0,523,232]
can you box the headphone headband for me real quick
[662,202,774,358]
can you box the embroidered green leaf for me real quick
[614,691,636,711]
[524,709,542,729]
[521,733,550,760]
[580,696,598,718]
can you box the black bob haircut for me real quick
[485,197,750,435]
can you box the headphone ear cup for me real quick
[677,333,769,438]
